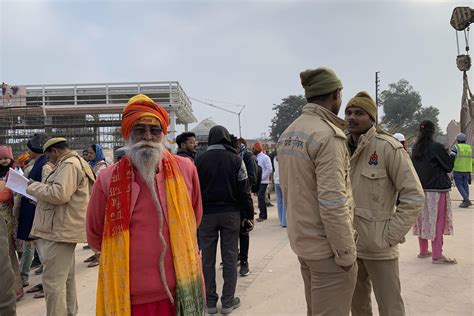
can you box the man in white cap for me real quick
[450,132,472,207]
[393,133,408,151]
[26,137,95,316]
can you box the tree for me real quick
[270,95,306,141]
[380,79,442,138]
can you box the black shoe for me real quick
[34,265,43,275]
[240,262,250,277]
[459,201,469,208]
[26,283,43,293]
[221,297,241,314]
[467,200,472,206]
[206,306,218,314]
[30,259,41,269]
[256,218,266,222]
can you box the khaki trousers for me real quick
[351,258,405,316]
[37,239,78,316]
[298,257,357,316]
[0,218,16,316]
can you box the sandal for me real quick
[417,251,432,258]
[84,254,97,263]
[432,256,457,264]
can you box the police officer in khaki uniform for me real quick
[26,138,95,316]
[345,92,425,316]
[277,68,357,316]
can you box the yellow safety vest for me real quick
[453,143,473,173]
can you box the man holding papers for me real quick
[26,138,95,316]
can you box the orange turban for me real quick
[253,141,263,153]
[17,152,31,168]
[121,94,169,140]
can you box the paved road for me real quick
[17,190,474,315]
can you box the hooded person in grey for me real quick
[195,125,254,314]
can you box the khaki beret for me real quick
[43,137,67,153]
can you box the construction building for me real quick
[0,81,197,155]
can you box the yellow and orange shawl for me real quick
[96,154,204,316]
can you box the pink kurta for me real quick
[86,155,203,305]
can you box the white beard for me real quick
[126,140,166,189]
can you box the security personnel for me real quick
[345,91,425,316]
[26,138,95,316]
[277,67,357,316]
[450,133,472,207]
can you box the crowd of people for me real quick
[0,69,469,316]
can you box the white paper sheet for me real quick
[5,168,37,202]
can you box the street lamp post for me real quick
[190,97,246,137]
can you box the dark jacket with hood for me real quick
[195,126,254,219]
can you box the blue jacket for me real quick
[17,155,48,240]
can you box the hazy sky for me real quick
[1,0,472,139]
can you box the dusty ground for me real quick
[17,189,474,316]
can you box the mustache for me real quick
[126,141,162,152]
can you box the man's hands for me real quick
[241,218,255,233]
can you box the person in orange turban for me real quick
[252,141,263,154]
[88,93,205,316]
[17,152,31,169]
[121,94,169,140]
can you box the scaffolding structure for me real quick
[0,81,197,155]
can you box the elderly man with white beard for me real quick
[86,94,205,316]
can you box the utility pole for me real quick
[190,97,246,137]
[375,71,380,125]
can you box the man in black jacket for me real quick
[176,131,197,161]
[234,137,257,277]
[237,138,258,190]
[196,126,254,315]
